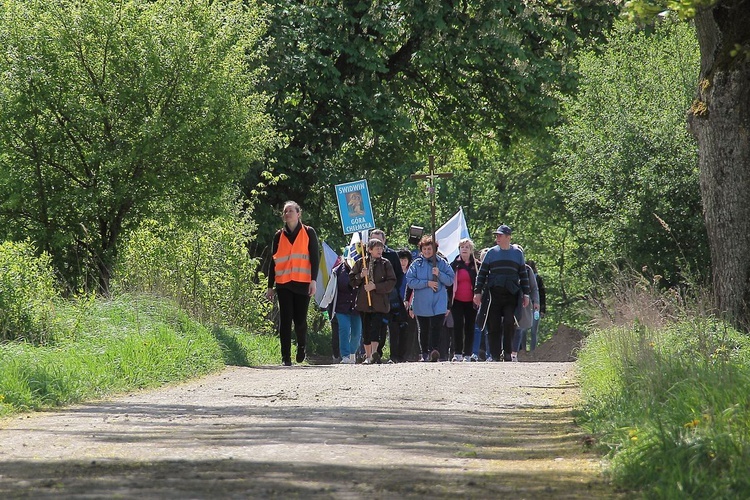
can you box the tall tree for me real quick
[250,0,619,245]
[0,0,275,293]
[554,20,706,287]
[626,0,750,327]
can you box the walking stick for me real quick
[358,238,372,307]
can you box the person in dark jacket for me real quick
[349,238,396,364]
[320,259,361,364]
[473,224,529,362]
[370,229,406,363]
[265,201,319,366]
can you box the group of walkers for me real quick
[266,200,546,366]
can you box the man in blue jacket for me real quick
[473,225,530,361]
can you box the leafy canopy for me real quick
[249,0,619,244]
[0,0,276,292]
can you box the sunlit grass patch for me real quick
[0,294,279,417]
[577,319,750,498]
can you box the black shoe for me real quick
[371,352,380,364]
[296,346,306,363]
[282,358,292,366]
[430,350,440,362]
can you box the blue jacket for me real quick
[405,255,455,317]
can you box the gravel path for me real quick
[0,361,619,499]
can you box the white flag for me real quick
[315,241,340,306]
[435,207,470,263]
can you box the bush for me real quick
[0,241,58,344]
[113,196,274,335]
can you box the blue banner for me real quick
[335,179,376,234]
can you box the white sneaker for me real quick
[340,356,354,364]
[451,354,463,362]
[486,355,494,362]
[511,353,518,362]
[468,354,478,362]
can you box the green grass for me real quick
[0,294,280,417]
[577,319,750,499]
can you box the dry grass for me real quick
[586,266,714,331]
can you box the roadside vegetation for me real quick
[0,287,281,417]
[0,236,281,418]
[577,270,750,498]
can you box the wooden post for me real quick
[410,155,453,273]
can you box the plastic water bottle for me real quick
[533,310,540,321]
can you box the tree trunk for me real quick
[688,4,750,327]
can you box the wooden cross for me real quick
[410,155,453,249]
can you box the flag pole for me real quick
[358,231,372,306]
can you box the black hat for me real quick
[493,224,512,235]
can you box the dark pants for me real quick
[378,302,408,361]
[276,288,310,362]
[451,300,477,357]
[417,314,444,355]
[362,312,385,345]
[402,315,420,361]
[487,288,517,361]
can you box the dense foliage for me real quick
[579,315,750,497]
[112,194,274,335]
[0,241,58,343]
[0,0,275,293]
[248,0,619,248]
[553,19,706,294]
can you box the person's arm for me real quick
[474,258,489,294]
[349,260,364,287]
[439,259,455,287]
[537,275,546,314]
[405,260,429,289]
[529,268,540,308]
[519,257,531,297]
[519,261,530,308]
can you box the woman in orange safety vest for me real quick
[266,201,320,366]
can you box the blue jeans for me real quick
[530,317,540,350]
[337,313,362,358]
[515,317,541,351]
[472,325,489,356]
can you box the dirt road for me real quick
[0,361,618,499]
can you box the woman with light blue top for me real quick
[405,235,455,361]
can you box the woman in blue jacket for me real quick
[405,235,455,361]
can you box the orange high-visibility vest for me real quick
[273,225,312,284]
